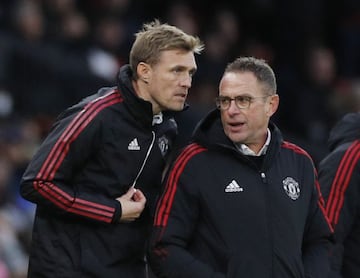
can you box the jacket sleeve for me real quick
[318,142,360,278]
[148,145,225,278]
[20,107,121,224]
[302,163,334,278]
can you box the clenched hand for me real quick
[117,187,146,222]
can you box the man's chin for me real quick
[225,131,246,144]
[167,104,185,112]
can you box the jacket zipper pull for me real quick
[260,172,267,184]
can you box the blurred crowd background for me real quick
[0,0,359,277]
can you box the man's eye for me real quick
[189,70,196,77]
[221,98,230,103]
[236,96,250,103]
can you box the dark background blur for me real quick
[0,0,359,277]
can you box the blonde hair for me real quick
[130,19,204,80]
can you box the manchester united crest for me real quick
[283,177,300,200]
[158,135,169,157]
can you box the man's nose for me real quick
[227,99,241,113]
[180,74,192,88]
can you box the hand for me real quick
[116,187,146,222]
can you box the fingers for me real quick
[132,188,146,202]
[117,188,147,222]
[124,187,137,199]
[123,187,146,202]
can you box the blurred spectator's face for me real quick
[14,1,44,41]
[308,47,336,85]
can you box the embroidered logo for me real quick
[225,180,243,193]
[283,177,300,200]
[128,138,140,151]
[158,135,169,157]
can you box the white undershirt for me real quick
[236,129,271,156]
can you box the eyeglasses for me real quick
[215,95,271,110]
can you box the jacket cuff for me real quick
[112,200,122,224]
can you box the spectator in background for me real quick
[318,111,360,278]
[149,56,333,277]
[4,0,109,119]
[0,156,28,278]
[19,19,203,278]
[300,45,338,142]
[87,16,128,82]
[11,0,44,42]
[335,1,360,78]
[289,45,339,165]
[164,1,200,36]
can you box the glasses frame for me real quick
[215,95,271,110]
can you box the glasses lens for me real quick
[235,96,251,109]
[222,97,230,109]
[216,97,228,109]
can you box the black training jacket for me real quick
[20,65,180,278]
[149,109,333,278]
[318,112,360,278]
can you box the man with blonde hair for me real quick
[20,19,203,278]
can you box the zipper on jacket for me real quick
[260,170,274,276]
[260,172,267,183]
[131,131,156,188]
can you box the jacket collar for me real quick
[117,64,189,128]
[117,65,153,127]
[192,108,283,157]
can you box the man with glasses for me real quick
[148,56,333,277]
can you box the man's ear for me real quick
[137,62,151,83]
[267,94,279,117]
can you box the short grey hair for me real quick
[224,56,277,95]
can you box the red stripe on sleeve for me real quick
[33,90,122,222]
[284,141,333,231]
[315,179,334,233]
[35,182,114,223]
[38,92,121,180]
[282,141,313,160]
[154,143,206,227]
[326,140,360,225]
